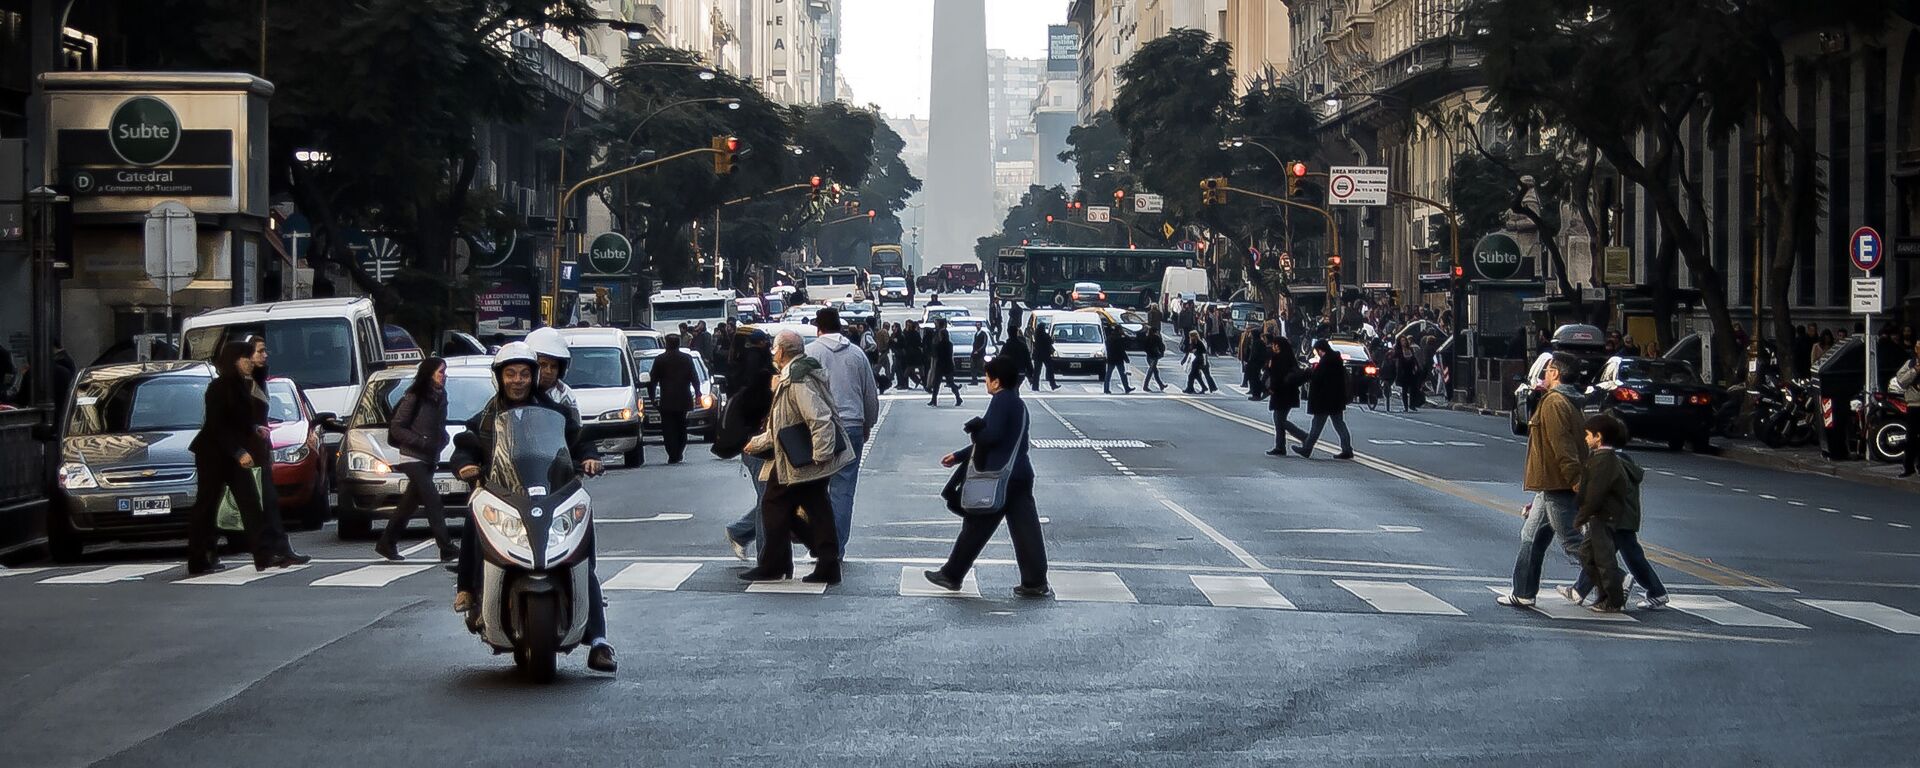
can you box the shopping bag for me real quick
[217,467,262,532]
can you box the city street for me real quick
[5,294,1919,767]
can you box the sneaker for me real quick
[1555,585,1587,605]
[1635,594,1671,610]
[1495,593,1536,607]
[1589,603,1623,614]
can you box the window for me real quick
[566,347,632,389]
[183,317,359,389]
[266,380,304,423]
[67,374,209,436]
[350,375,495,428]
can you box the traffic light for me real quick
[866,209,876,220]
[1198,177,1228,205]
[712,136,740,174]
[1113,188,1127,204]
[1046,214,1055,223]
[1287,161,1308,196]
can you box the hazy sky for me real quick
[840,0,1067,119]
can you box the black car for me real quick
[1509,324,1612,435]
[1584,357,1722,451]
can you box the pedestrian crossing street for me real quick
[8,560,1920,638]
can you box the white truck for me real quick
[1159,266,1211,315]
[646,287,734,331]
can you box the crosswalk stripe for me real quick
[898,566,979,597]
[39,564,174,584]
[1335,579,1463,615]
[745,579,828,595]
[1666,594,1807,629]
[1798,599,1920,634]
[1050,571,1137,603]
[1484,586,1636,622]
[604,562,702,591]
[0,567,51,578]
[1190,575,1295,609]
[310,564,433,587]
[178,565,311,586]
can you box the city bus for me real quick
[870,244,905,277]
[992,245,1196,310]
[802,265,868,304]
[645,287,734,330]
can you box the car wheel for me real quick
[336,511,373,540]
[45,511,84,563]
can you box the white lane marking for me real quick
[0,567,51,578]
[1664,594,1807,629]
[1853,515,1874,521]
[1732,488,1749,493]
[882,520,965,527]
[1892,523,1913,529]
[1159,498,1268,571]
[1378,525,1423,533]
[1682,476,1700,481]
[870,535,986,544]
[178,564,310,585]
[1485,586,1636,622]
[1705,481,1724,487]
[1191,575,1295,609]
[1787,501,1806,507]
[1049,571,1137,603]
[604,562,702,590]
[1656,470,1676,476]
[1335,579,1464,615]
[1820,507,1842,514]
[1288,557,1456,572]
[39,564,174,584]
[310,564,433,587]
[1759,494,1777,500]
[399,541,436,557]
[1798,599,1920,634]
[1367,439,1484,447]
[898,566,980,597]
[1266,525,1424,535]
[595,513,695,523]
[745,579,828,595]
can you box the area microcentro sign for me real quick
[108,96,183,167]
[1471,233,1525,281]
[587,232,634,275]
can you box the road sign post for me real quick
[1086,206,1111,223]
[1851,227,1884,412]
[1327,166,1389,207]
[1132,193,1163,214]
[144,200,196,333]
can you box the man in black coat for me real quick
[1293,340,1354,459]
[926,318,961,406]
[1101,323,1133,394]
[650,334,700,463]
[1007,301,1024,342]
[1031,325,1058,391]
[1001,328,1033,388]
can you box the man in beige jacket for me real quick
[738,330,853,585]
[1498,352,1589,607]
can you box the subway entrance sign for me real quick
[1471,233,1524,281]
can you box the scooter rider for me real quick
[450,342,616,673]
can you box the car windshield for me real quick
[183,317,357,389]
[882,278,906,288]
[266,380,303,423]
[844,303,874,314]
[627,335,661,354]
[1052,323,1102,344]
[652,300,727,322]
[1331,344,1369,361]
[1623,360,1699,384]
[566,347,630,389]
[350,374,495,428]
[486,407,574,497]
[66,372,209,436]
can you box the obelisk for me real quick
[924,0,994,268]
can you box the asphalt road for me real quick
[5,293,1919,767]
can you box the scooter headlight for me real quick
[545,490,592,561]
[472,489,530,554]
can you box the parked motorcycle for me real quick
[1757,377,1820,448]
[1855,389,1908,464]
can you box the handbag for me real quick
[216,466,262,532]
[955,407,1029,515]
[776,416,847,467]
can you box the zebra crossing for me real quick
[10,559,1920,638]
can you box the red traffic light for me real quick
[1289,161,1308,178]
[725,137,741,153]
[1046,214,1055,223]
[866,209,876,219]
[810,175,822,189]
[1453,265,1464,278]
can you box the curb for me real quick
[1709,444,1920,495]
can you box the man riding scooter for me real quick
[451,341,616,673]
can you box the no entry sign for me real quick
[1328,166,1388,206]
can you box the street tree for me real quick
[1111,29,1236,227]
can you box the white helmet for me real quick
[525,327,571,376]
[491,341,538,376]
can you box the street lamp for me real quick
[622,97,744,148]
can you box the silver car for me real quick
[332,364,496,540]
[49,361,216,561]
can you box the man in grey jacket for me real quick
[806,307,882,553]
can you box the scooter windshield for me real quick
[486,407,575,496]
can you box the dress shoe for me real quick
[801,566,841,585]
[374,541,404,561]
[272,552,312,568]
[1333,451,1354,460]
[1012,584,1053,598]
[1291,446,1312,459]
[186,561,228,576]
[737,564,793,582]
[587,643,618,673]
[922,569,963,591]
[438,545,460,563]
[1265,448,1287,457]
[1902,469,1916,478]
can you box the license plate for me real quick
[433,478,468,496]
[121,496,171,515]
[1654,394,1677,406]
[646,412,661,424]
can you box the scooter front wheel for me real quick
[521,592,560,684]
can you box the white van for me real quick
[647,287,734,331]
[1046,314,1108,379]
[558,327,644,466]
[181,297,386,421]
[1160,267,1210,315]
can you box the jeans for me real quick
[725,453,770,554]
[927,364,960,404]
[1510,489,1582,599]
[1142,356,1166,389]
[1572,528,1668,599]
[827,425,865,553]
[1185,360,1217,392]
[1300,413,1352,455]
[1102,360,1132,392]
[1271,407,1310,450]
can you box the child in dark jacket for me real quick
[1574,414,1643,613]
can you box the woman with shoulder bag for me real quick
[185,340,307,573]
[925,355,1050,597]
[376,357,455,562]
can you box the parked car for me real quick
[634,349,724,442]
[1583,357,1721,452]
[49,361,217,561]
[1509,324,1612,435]
[560,327,644,466]
[878,276,913,307]
[1045,314,1107,378]
[835,300,879,327]
[265,376,332,530]
[332,364,495,539]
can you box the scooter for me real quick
[461,407,596,683]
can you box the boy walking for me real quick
[1572,414,1640,613]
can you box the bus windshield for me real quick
[651,300,728,323]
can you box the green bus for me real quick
[992,245,1196,310]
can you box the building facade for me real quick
[1223,0,1291,94]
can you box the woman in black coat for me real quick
[1182,331,1218,394]
[1293,340,1354,459]
[376,357,455,562]
[1265,336,1310,455]
[1395,336,1426,411]
[1140,327,1167,392]
[926,355,1048,596]
[186,341,306,573]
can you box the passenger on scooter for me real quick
[450,342,616,673]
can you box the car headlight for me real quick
[599,407,635,422]
[347,451,391,475]
[699,393,716,410]
[273,442,311,464]
[58,461,98,490]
